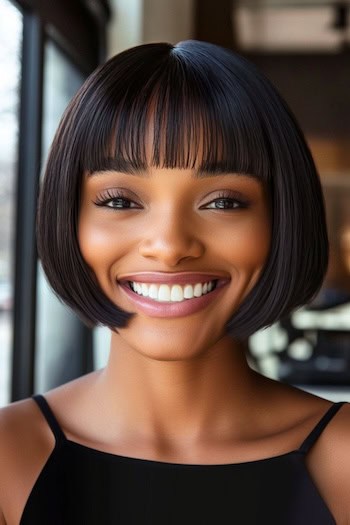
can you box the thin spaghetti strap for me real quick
[298,401,347,454]
[32,394,67,443]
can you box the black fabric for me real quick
[20,395,346,524]
[298,401,345,454]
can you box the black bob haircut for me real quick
[37,40,328,341]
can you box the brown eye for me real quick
[206,198,241,210]
[201,191,249,210]
[93,189,141,209]
[104,198,138,209]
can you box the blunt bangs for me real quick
[36,40,329,340]
[75,43,271,179]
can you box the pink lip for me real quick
[118,272,229,285]
[118,280,229,318]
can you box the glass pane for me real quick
[35,41,86,393]
[0,0,22,407]
[41,42,84,161]
[93,327,110,370]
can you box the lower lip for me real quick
[118,281,229,318]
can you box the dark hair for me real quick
[36,40,328,340]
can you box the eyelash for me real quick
[202,191,248,210]
[93,189,248,211]
[93,189,140,209]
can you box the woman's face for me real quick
[78,155,271,360]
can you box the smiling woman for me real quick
[78,163,270,360]
[37,40,326,341]
[0,40,350,525]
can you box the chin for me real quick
[118,326,217,363]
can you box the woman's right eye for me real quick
[93,190,141,209]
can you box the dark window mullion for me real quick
[14,0,102,71]
[11,10,44,401]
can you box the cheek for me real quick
[78,219,98,268]
[78,212,116,273]
[78,214,125,297]
[215,215,271,271]
[244,220,270,265]
[77,212,138,282]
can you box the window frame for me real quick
[9,0,110,401]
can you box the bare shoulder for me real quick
[305,398,350,524]
[0,376,99,525]
[0,371,98,524]
[0,396,49,474]
[0,369,100,470]
[259,375,350,522]
[0,396,55,524]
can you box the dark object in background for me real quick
[277,290,350,386]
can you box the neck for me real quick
[95,333,262,447]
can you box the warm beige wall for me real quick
[107,0,144,57]
[142,0,194,44]
[107,0,195,57]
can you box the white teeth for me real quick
[158,284,170,302]
[184,284,194,299]
[129,280,217,302]
[193,283,202,297]
[149,284,158,299]
[171,285,184,302]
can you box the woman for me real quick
[0,40,349,524]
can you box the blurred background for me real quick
[0,0,349,406]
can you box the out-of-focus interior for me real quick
[1,0,349,406]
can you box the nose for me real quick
[138,210,205,266]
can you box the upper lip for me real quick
[118,272,230,285]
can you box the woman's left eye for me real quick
[201,192,248,210]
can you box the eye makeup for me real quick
[92,187,251,212]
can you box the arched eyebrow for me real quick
[87,157,260,180]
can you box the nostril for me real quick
[137,234,205,263]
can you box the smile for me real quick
[128,280,218,302]
[118,278,229,318]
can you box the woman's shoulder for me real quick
[0,370,95,440]
[261,378,350,522]
[0,370,100,465]
[264,377,350,457]
[0,395,50,472]
[272,379,350,521]
[303,394,350,522]
[0,395,54,524]
[0,372,97,524]
[0,370,98,458]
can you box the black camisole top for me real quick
[20,395,347,524]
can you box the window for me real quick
[35,41,87,393]
[0,0,110,405]
[0,0,22,406]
